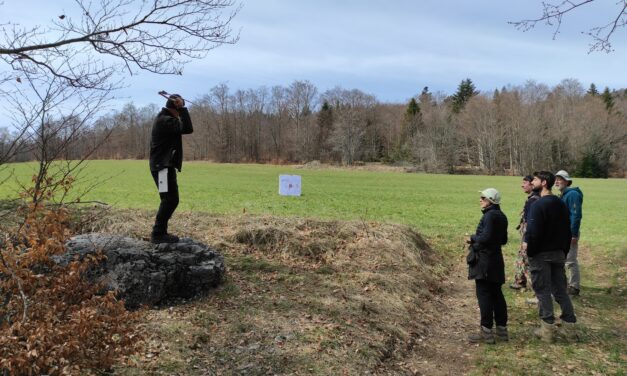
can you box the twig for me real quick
[0,249,28,323]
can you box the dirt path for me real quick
[410,259,480,376]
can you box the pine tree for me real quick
[316,100,334,160]
[601,86,614,111]
[587,83,599,96]
[419,86,433,106]
[406,98,420,117]
[451,78,479,113]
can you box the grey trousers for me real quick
[565,242,580,289]
[528,250,576,324]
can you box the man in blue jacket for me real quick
[525,171,577,343]
[555,170,584,296]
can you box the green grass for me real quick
[1,160,626,374]
[1,160,625,255]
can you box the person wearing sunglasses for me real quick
[466,188,509,344]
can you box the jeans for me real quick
[151,167,179,235]
[528,250,576,324]
[475,279,508,328]
[565,242,580,289]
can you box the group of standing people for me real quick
[146,94,586,344]
[467,171,584,344]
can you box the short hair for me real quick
[533,171,555,190]
[523,175,533,182]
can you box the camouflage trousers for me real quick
[514,224,530,286]
[514,244,530,286]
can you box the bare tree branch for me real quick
[0,0,241,89]
[510,0,627,53]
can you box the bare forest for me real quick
[3,78,624,177]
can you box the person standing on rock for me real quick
[466,188,509,344]
[525,171,577,343]
[149,93,193,243]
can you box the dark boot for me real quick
[151,233,179,244]
[495,326,509,342]
[468,326,495,344]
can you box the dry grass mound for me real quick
[84,209,447,375]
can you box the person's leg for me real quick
[152,168,179,236]
[511,244,528,288]
[565,242,580,293]
[491,283,508,327]
[469,279,496,344]
[550,257,576,324]
[529,255,555,324]
[491,282,508,341]
[475,279,495,328]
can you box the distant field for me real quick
[0,160,625,255]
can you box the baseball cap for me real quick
[555,170,572,181]
[479,188,501,205]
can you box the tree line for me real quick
[3,78,626,177]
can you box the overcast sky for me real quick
[3,0,627,107]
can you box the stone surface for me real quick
[56,234,225,308]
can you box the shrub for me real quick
[0,185,141,375]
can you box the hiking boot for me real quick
[150,233,179,244]
[559,321,579,342]
[567,286,580,296]
[468,326,495,344]
[534,320,556,343]
[509,282,526,290]
[495,326,509,342]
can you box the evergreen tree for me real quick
[587,83,599,96]
[316,100,334,160]
[601,86,614,111]
[419,86,434,106]
[406,98,420,117]
[451,78,479,113]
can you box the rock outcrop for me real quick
[56,234,225,308]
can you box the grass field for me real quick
[1,160,625,375]
[1,160,625,255]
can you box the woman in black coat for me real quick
[466,188,508,344]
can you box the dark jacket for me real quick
[524,194,571,257]
[560,187,583,237]
[149,107,193,172]
[522,190,541,224]
[468,204,508,283]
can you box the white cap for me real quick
[555,170,572,181]
[479,188,501,205]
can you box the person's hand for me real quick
[522,242,528,251]
[571,237,578,247]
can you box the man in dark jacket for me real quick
[510,175,541,290]
[525,171,577,343]
[466,188,508,344]
[149,94,194,243]
[555,170,584,296]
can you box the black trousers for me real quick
[475,279,508,328]
[151,167,179,235]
